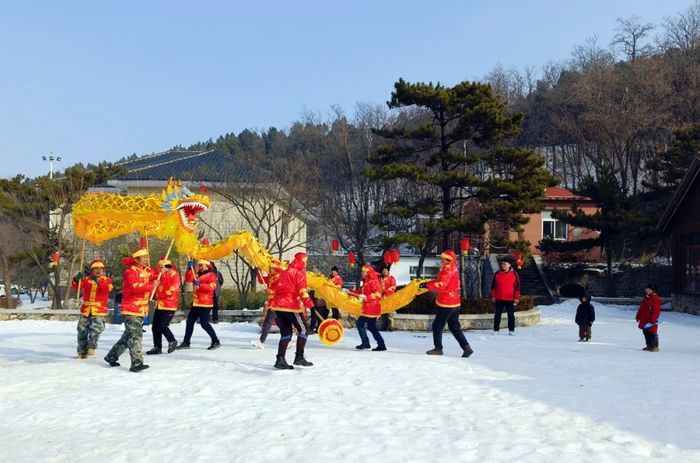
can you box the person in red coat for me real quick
[146,256,181,355]
[380,266,397,297]
[420,250,473,358]
[636,283,662,352]
[348,264,386,351]
[327,266,343,320]
[105,247,155,372]
[72,258,113,359]
[269,252,314,369]
[250,261,283,348]
[490,259,521,335]
[176,259,221,350]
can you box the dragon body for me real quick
[72,179,426,315]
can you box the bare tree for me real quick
[661,0,700,54]
[0,218,25,308]
[611,15,655,62]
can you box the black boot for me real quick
[372,346,387,351]
[104,356,120,367]
[129,362,150,372]
[462,345,474,358]
[167,341,178,353]
[207,340,221,350]
[293,353,313,366]
[146,347,162,355]
[175,342,190,350]
[426,348,443,356]
[274,355,294,370]
[355,343,371,350]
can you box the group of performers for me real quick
[71,246,473,372]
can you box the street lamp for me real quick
[41,154,61,180]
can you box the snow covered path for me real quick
[1,300,699,462]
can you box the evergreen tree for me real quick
[366,78,556,252]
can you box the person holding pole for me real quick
[146,256,181,355]
[176,259,221,350]
[419,250,473,358]
[72,259,113,359]
[104,247,155,372]
[348,264,386,351]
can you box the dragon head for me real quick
[160,178,210,232]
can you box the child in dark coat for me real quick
[575,293,595,342]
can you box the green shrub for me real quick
[219,288,267,310]
[397,293,534,315]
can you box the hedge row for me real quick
[396,292,535,315]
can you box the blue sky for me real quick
[0,0,693,178]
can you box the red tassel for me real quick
[139,236,148,249]
[331,239,340,252]
[460,238,470,255]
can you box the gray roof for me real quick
[114,149,261,182]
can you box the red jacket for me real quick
[427,263,461,308]
[269,266,313,313]
[636,293,662,333]
[155,267,181,311]
[331,274,344,288]
[193,271,217,308]
[380,274,397,296]
[350,275,383,317]
[121,265,155,317]
[490,270,521,302]
[72,275,113,316]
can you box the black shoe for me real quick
[426,348,443,356]
[355,344,371,350]
[293,354,313,367]
[207,340,221,350]
[462,345,474,358]
[274,355,294,370]
[104,357,120,367]
[146,347,162,355]
[372,346,387,351]
[175,342,190,350]
[167,341,178,353]
[129,362,150,372]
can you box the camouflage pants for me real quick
[106,315,144,365]
[76,315,106,354]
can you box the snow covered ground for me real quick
[1,299,699,463]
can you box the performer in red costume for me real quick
[72,259,113,359]
[348,264,386,351]
[105,248,155,372]
[176,259,221,350]
[420,250,473,358]
[146,256,181,355]
[268,253,314,369]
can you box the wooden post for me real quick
[150,237,176,301]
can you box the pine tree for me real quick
[365,78,556,253]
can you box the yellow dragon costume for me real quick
[72,178,426,316]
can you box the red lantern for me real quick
[331,239,340,252]
[391,249,400,264]
[383,250,391,266]
[460,238,470,256]
[348,252,356,267]
[50,251,60,267]
[199,185,209,193]
[515,251,524,270]
[201,238,210,246]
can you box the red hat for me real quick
[440,250,457,261]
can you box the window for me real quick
[542,210,568,240]
[680,233,700,294]
[409,266,440,279]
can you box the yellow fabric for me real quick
[72,178,430,314]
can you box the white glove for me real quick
[358,294,367,301]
